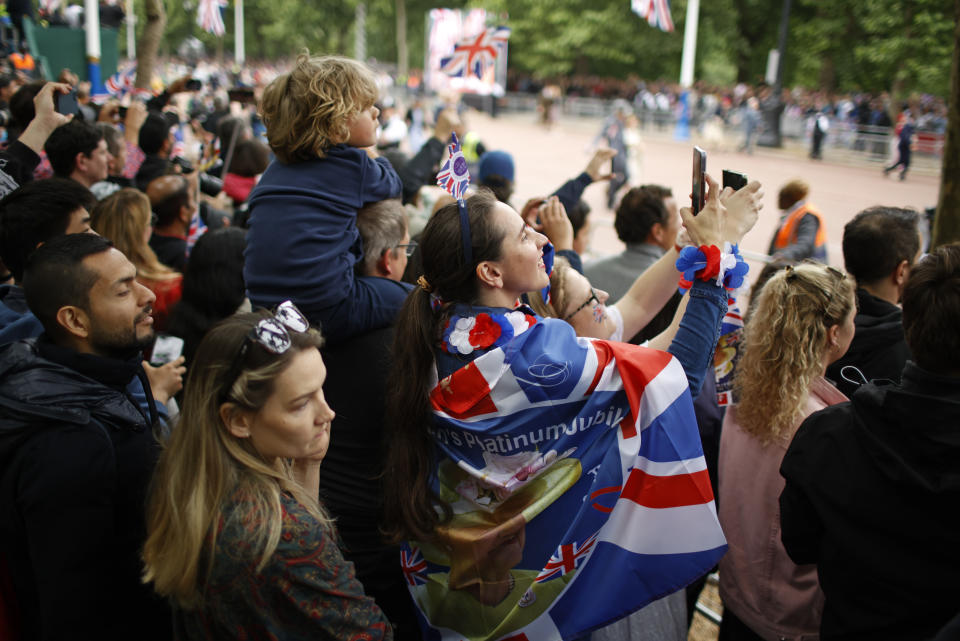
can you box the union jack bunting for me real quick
[631,0,675,33]
[406,318,726,641]
[106,67,136,97]
[197,0,227,36]
[535,531,599,582]
[436,133,470,200]
[440,26,510,80]
[400,546,429,587]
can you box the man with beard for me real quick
[0,234,171,640]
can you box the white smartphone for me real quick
[150,335,185,366]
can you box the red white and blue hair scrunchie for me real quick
[676,242,749,296]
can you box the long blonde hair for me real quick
[91,189,179,281]
[734,263,855,443]
[142,312,330,608]
[260,52,378,163]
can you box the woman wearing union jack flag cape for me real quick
[384,151,763,641]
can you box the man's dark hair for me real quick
[567,199,591,236]
[8,80,45,133]
[23,233,115,341]
[0,178,97,281]
[139,112,171,155]
[44,120,104,177]
[614,185,672,244]
[902,243,960,376]
[842,206,920,283]
[150,176,190,227]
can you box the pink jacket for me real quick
[718,377,847,641]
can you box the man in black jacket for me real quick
[0,234,171,640]
[780,243,960,641]
[825,206,922,396]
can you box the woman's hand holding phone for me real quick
[720,180,764,245]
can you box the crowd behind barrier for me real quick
[0,48,955,641]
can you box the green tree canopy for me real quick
[118,0,952,97]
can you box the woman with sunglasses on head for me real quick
[384,176,762,641]
[142,304,392,641]
[716,264,856,641]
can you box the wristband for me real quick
[676,243,749,296]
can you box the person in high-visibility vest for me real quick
[9,45,36,77]
[767,178,827,263]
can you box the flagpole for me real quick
[84,0,105,93]
[678,0,699,87]
[234,0,244,65]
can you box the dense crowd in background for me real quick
[0,41,955,641]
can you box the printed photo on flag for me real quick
[404,317,726,641]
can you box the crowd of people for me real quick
[0,48,956,641]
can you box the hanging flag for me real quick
[197,0,227,36]
[631,0,675,32]
[440,26,511,80]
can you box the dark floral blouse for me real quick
[174,491,393,641]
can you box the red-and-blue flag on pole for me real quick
[440,26,511,80]
[631,0,675,32]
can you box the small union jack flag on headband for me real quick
[436,133,471,201]
[440,26,511,80]
[631,0,675,32]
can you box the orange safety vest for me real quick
[773,202,827,253]
[10,53,35,72]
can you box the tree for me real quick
[931,0,960,248]
[136,0,165,89]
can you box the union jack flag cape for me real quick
[404,317,726,641]
[631,0,675,32]
[440,26,511,80]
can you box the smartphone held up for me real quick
[691,146,706,215]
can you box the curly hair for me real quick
[733,263,855,444]
[259,52,378,163]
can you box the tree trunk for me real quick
[932,0,960,248]
[136,0,166,90]
[396,0,407,81]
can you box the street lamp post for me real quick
[758,0,792,148]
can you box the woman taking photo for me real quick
[92,189,183,331]
[717,263,856,641]
[142,305,391,640]
[385,177,761,641]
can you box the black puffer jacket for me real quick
[0,338,170,641]
[780,362,960,640]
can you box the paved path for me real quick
[467,110,941,279]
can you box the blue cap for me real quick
[478,150,515,183]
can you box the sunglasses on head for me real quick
[220,301,310,402]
